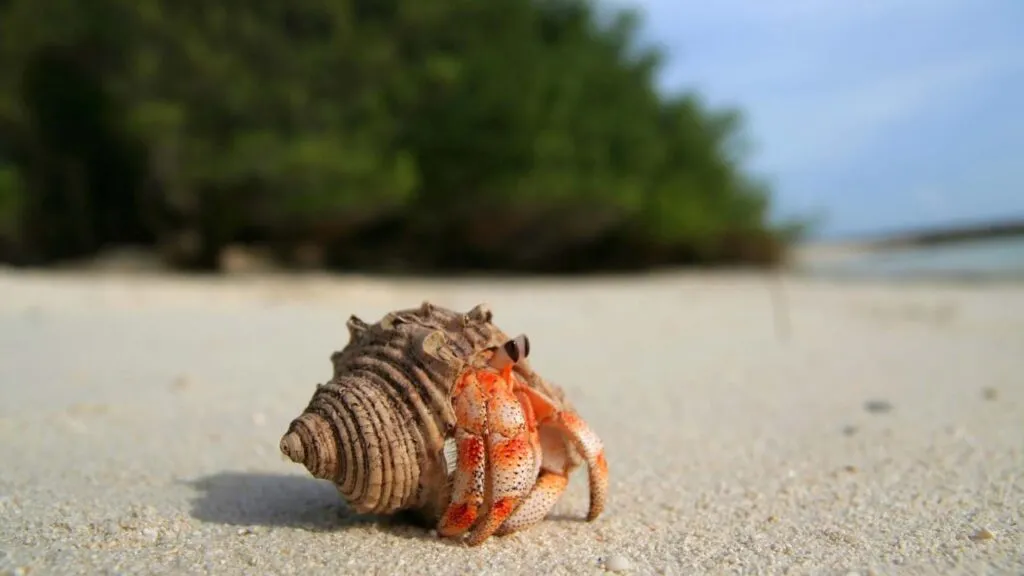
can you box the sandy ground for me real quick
[0,269,1021,576]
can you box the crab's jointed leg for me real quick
[437,361,540,546]
[495,419,572,535]
[436,372,488,537]
[516,384,608,522]
[465,367,539,545]
[556,408,609,521]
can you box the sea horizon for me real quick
[794,234,1024,282]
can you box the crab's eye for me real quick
[502,340,518,362]
[503,334,530,363]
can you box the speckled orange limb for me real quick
[437,336,540,546]
[495,384,608,536]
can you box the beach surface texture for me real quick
[0,270,1021,575]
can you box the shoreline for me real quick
[803,216,1024,250]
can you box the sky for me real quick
[617,0,1024,238]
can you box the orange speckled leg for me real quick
[464,367,539,546]
[496,424,571,536]
[437,372,488,537]
[495,471,569,536]
[518,385,609,522]
[557,409,608,521]
[438,366,540,546]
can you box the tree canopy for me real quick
[0,0,806,273]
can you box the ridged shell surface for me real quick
[279,302,572,522]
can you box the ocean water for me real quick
[799,235,1024,281]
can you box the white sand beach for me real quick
[0,269,1021,575]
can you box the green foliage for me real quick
[0,0,805,272]
[0,163,23,235]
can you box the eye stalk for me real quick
[489,334,530,371]
[503,334,530,363]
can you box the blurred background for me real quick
[0,0,1022,278]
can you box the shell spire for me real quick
[280,371,425,514]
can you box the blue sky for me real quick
[618,0,1024,238]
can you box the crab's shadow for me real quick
[183,471,434,540]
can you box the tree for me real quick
[0,0,806,272]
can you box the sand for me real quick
[0,269,1021,575]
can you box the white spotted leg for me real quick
[497,383,609,535]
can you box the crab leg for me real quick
[516,385,609,522]
[496,423,571,535]
[496,471,569,536]
[438,362,540,546]
[437,372,488,537]
[463,366,538,546]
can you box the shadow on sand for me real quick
[183,471,435,540]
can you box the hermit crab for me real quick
[278,302,608,545]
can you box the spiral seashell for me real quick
[279,301,566,521]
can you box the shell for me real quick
[278,301,574,523]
